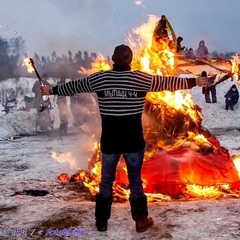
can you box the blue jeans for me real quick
[98,149,145,199]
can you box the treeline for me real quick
[21,50,104,80]
[0,36,110,81]
[0,36,238,81]
[211,50,238,60]
[0,36,25,81]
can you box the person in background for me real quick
[32,73,51,111]
[224,84,239,110]
[57,76,70,135]
[70,93,94,130]
[153,15,169,42]
[40,44,207,233]
[176,36,185,54]
[196,40,209,58]
[32,73,52,131]
[186,47,196,59]
[203,75,217,103]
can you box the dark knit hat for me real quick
[232,84,237,88]
[177,36,183,41]
[41,73,48,78]
[112,44,133,64]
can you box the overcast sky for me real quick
[1,0,240,58]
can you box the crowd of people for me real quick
[30,37,239,136]
[176,37,209,59]
[177,37,226,106]
[31,73,96,134]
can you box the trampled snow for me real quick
[0,76,240,239]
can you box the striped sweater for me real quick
[52,70,197,154]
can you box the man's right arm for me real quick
[40,76,93,96]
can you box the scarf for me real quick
[112,64,131,71]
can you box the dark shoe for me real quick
[95,220,108,232]
[95,195,112,231]
[206,101,211,103]
[135,216,154,233]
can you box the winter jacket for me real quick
[32,80,51,109]
[196,40,209,57]
[51,69,197,154]
[224,86,239,105]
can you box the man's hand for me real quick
[40,85,51,95]
[196,76,208,87]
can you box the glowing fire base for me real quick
[56,14,240,201]
[116,137,239,197]
[66,97,240,201]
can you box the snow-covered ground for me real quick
[1,76,240,240]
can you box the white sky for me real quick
[0,0,240,57]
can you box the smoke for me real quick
[32,0,117,57]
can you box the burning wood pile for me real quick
[54,15,240,201]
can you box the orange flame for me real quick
[78,54,111,75]
[232,155,240,178]
[185,185,226,199]
[22,58,35,73]
[58,173,70,182]
[54,15,240,201]
[231,53,240,82]
[51,151,79,172]
[127,15,176,75]
[72,15,211,201]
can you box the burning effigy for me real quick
[54,15,240,201]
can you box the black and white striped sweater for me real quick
[52,70,197,154]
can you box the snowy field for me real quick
[1,76,240,239]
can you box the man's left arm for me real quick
[151,75,207,92]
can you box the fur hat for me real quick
[112,44,133,64]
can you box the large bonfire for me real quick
[54,15,240,201]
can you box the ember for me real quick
[22,57,51,112]
[55,15,240,202]
[58,173,70,182]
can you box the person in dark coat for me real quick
[153,15,168,40]
[32,73,53,131]
[176,36,185,54]
[40,44,207,233]
[57,76,70,135]
[186,47,195,59]
[224,84,239,110]
[204,75,217,103]
[32,73,52,111]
